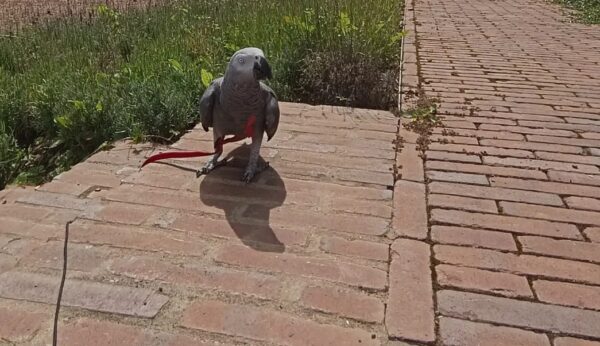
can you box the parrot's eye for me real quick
[238,58,245,64]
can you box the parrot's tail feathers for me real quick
[141,150,215,168]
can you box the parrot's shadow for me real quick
[199,144,286,253]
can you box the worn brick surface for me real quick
[181,300,378,346]
[0,271,168,318]
[0,306,49,343]
[300,285,384,323]
[439,317,550,346]
[386,239,435,342]
[436,264,533,298]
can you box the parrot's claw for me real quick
[241,162,270,184]
[196,159,227,178]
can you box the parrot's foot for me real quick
[242,161,270,184]
[196,159,227,178]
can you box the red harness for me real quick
[141,115,256,168]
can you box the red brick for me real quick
[437,290,600,338]
[92,202,159,225]
[20,241,108,272]
[69,221,207,256]
[432,127,525,141]
[429,194,498,213]
[431,226,517,251]
[479,139,583,154]
[546,171,600,187]
[171,213,307,247]
[59,318,219,346]
[430,134,479,145]
[0,271,168,317]
[397,143,425,182]
[300,285,384,323]
[536,152,600,166]
[393,181,428,239]
[439,317,550,346]
[436,264,532,298]
[0,204,53,222]
[16,191,97,211]
[527,135,600,148]
[443,120,477,129]
[429,142,534,158]
[278,148,392,173]
[426,161,548,180]
[386,239,435,342]
[57,162,123,187]
[565,196,600,212]
[104,184,229,216]
[426,151,482,163]
[319,236,388,261]
[479,124,577,137]
[501,201,600,226]
[247,206,388,236]
[0,307,48,342]
[585,227,600,242]
[520,120,600,133]
[109,257,282,299]
[434,245,600,285]
[180,300,377,346]
[426,170,489,185]
[429,182,562,206]
[215,244,386,290]
[0,217,64,240]
[59,319,151,346]
[483,156,599,174]
[491,177,600,198]
[432,209,581,239]
[533,280,600,311]
[555,337,600,346]
[518,236,600,263]
[36,180,92,196]
[582,132,600,140]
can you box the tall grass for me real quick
[0,0,404,189]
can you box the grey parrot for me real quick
[198,47,280,183]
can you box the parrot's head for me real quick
[227,47,272,82]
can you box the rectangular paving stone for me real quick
[181,300,377,346]
[431,209,581,239]
[386,239,435,342]
[393,180,428,239]
[439,317,550,346]
[0,271,168,318]
[438,290,600,338]
[431,226,517,251]
[436,264,532,298]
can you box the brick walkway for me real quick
[1,0,599,345]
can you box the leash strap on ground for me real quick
[140,115,257,168]
[53,220,73,346]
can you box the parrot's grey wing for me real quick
[199,77,222,132]
[261,83,280,141]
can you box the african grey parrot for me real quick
[198,47,280,183]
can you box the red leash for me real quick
[141,115,257,168]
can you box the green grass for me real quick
[0,0,404,189]
[555,0,600,23]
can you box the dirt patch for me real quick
[0,0,167,33]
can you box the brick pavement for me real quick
[395,0,600,345]
[1,0,600,345]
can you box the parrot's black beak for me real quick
[253,56,272,80]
